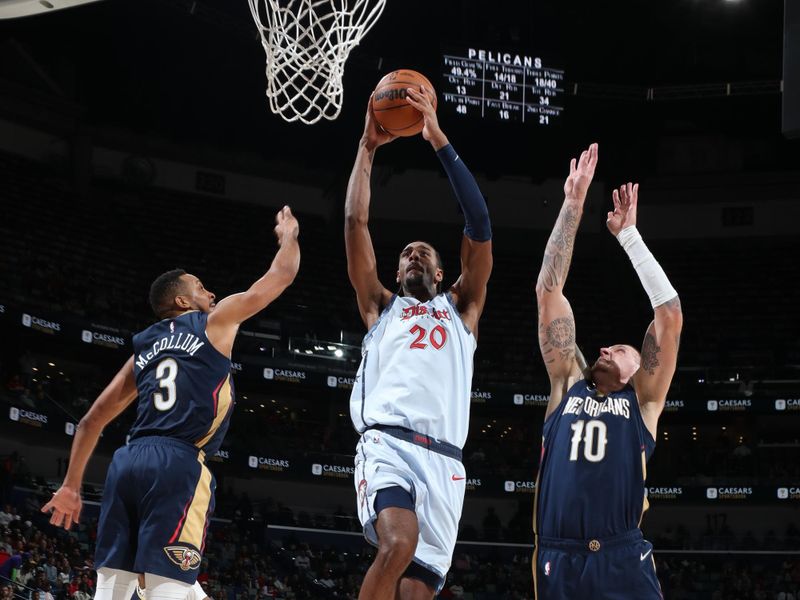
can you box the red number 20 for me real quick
[408,324,447,350]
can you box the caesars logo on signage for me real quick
[327,376,355,390]
[471,390,492,403]
[775,399,800,412]
[504,480,536,493]
[465,479,481,492]
[646,487,683,500]
[0,305,5,314]
[65,422,75,436]
[664,400,684,412]
[22,313,61,334]
[9,406,48,427]
[311,463,355,478]
[248,456,290,471]
[513,393,549,407]
[777,487,800,500]
[706,487,752,500]
[706,399,751,412]
[263,368,306,383]
[209,450,230,463]
[81,329,126,349]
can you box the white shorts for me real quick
[353,427,467,592]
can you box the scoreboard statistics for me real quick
[441,47,565,125]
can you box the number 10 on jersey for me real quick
[569,419,608,462]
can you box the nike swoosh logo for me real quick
[452,475,465,481]
[640,549,652,561]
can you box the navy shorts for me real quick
[95,436,215,584]
[534,529,662,599]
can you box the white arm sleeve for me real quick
[616,226,678,308]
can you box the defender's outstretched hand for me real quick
[274,205,299,245]
[406,86,448,150]
[362,95,396,151]
[607,182,639,237]
[41,485,82,530]
[563,143,598,202]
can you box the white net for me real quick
[248,0,387,125]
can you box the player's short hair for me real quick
[149,268,188,319]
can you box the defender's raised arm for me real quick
[607,183,683,438]
[536,143,598,418]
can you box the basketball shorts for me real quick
[95,436,215,584]
[534,529,663,599]
[354,426,466,594]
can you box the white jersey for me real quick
[350,292,477,448]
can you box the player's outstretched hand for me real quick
[41,485,82,530]
[406,86,447,150]
[606,182,639,237]
[362,95,396,151]
[563,143,598,203]
[274,206,299,245]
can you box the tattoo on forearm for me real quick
[537,204,580,293]
[641,332,661,375]
[540,316,576,363]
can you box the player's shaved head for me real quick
[149,268,188,319]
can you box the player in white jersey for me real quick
[345,88,493,600]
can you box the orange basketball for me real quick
[372,69,437,137]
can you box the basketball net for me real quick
[248,0,386,125]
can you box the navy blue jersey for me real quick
[129,311,234,456]
[535,379,656,540]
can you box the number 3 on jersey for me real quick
[153,358,178,411]
[569,419,608,462]
[408,324,447,350]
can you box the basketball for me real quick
[372,69,437,137]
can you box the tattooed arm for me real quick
[608,183,683,438]
[536,144,598,419]
[345,97,395,329]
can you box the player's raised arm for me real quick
[205,206,299,356]
[407,86,493,337]
[608,183,683,437]
[536,144,598,418]
[41,356,139,530]
[344,98,395,329]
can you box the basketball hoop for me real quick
[248,0,386,125]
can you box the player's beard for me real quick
[403,268,430,297]
[588,358,623,395]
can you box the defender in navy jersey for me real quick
[345,89,492,599]
[533,146,682,599]
[42,207,300,600]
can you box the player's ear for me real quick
[434,268,443,283]
[175,295,191,310]
[396,270,401,284]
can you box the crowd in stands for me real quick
[0,490,798,600]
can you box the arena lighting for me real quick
[334,349,344,357]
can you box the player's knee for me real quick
[377,531,417,568]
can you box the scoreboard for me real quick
[441,47,565,125]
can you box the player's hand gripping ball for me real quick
[372,69,437,137]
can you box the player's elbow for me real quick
[344,213,368,231]
[268,263,298,290]
[656,299,683,332]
